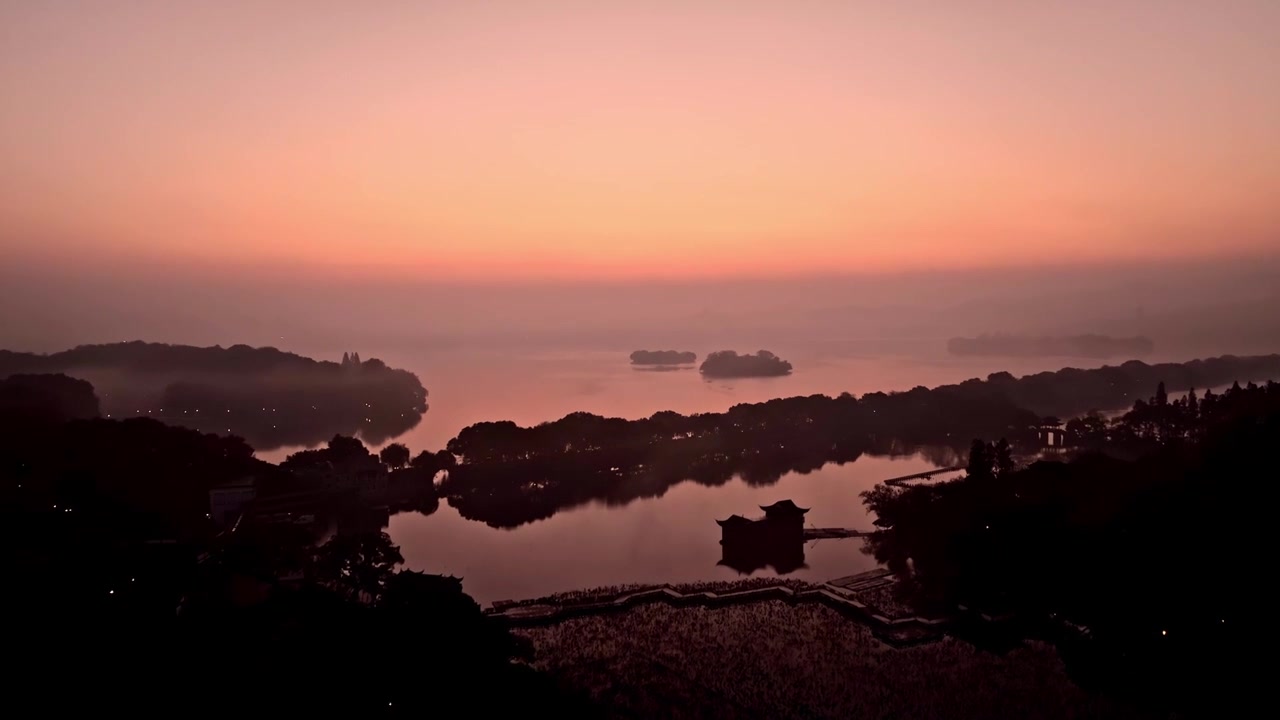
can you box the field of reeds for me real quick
[494,578,818,611]
[518,600,1151,719]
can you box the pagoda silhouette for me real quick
[715,500,809,575]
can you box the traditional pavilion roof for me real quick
[716,514,756,527]
[759,499,809,516]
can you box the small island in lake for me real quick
[947,333,1155,359]
[630,349,697,365]
[441,353,1280,528]
[0,341,428,451]
[700,350,793,378]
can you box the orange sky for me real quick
[3,1,1279,280]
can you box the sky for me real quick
[3,0,1279,281]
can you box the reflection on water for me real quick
[389,453,948,606]
[260,342,1141,604]
[719,539,807,575]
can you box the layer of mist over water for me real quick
[263,338,1231,604]
[4,257,1278,603]
[255,340,1229,462]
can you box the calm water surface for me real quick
[260,341,1136,462]
[390,453,960,606]
[259,341,1145,605]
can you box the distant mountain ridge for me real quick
[948,334,1154,359]
[0,341,427,450]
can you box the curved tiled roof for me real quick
[759,499,809,514]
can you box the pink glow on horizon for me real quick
[2,1,1279,280]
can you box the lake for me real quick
[390,453,960,606]
[257,340,1156,605]
[260,339,1144,462]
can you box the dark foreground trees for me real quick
[15,550,595,714]
[157,537,596,715]
[379,441,411,468]
[1,381,593,716]
[862,380,1280,714]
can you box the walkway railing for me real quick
[487,572,951,647]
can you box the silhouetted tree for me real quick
[311,531,403,602]
[861,379,1280,714]
[967,439,993,481]
[0,374,100,425]
[327,434,371,464]
[379,442,410,469]
[1,389,589,716]
[993,438,1014,478]
[409,449,456,474]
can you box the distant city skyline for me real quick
[3,1,1279,280]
